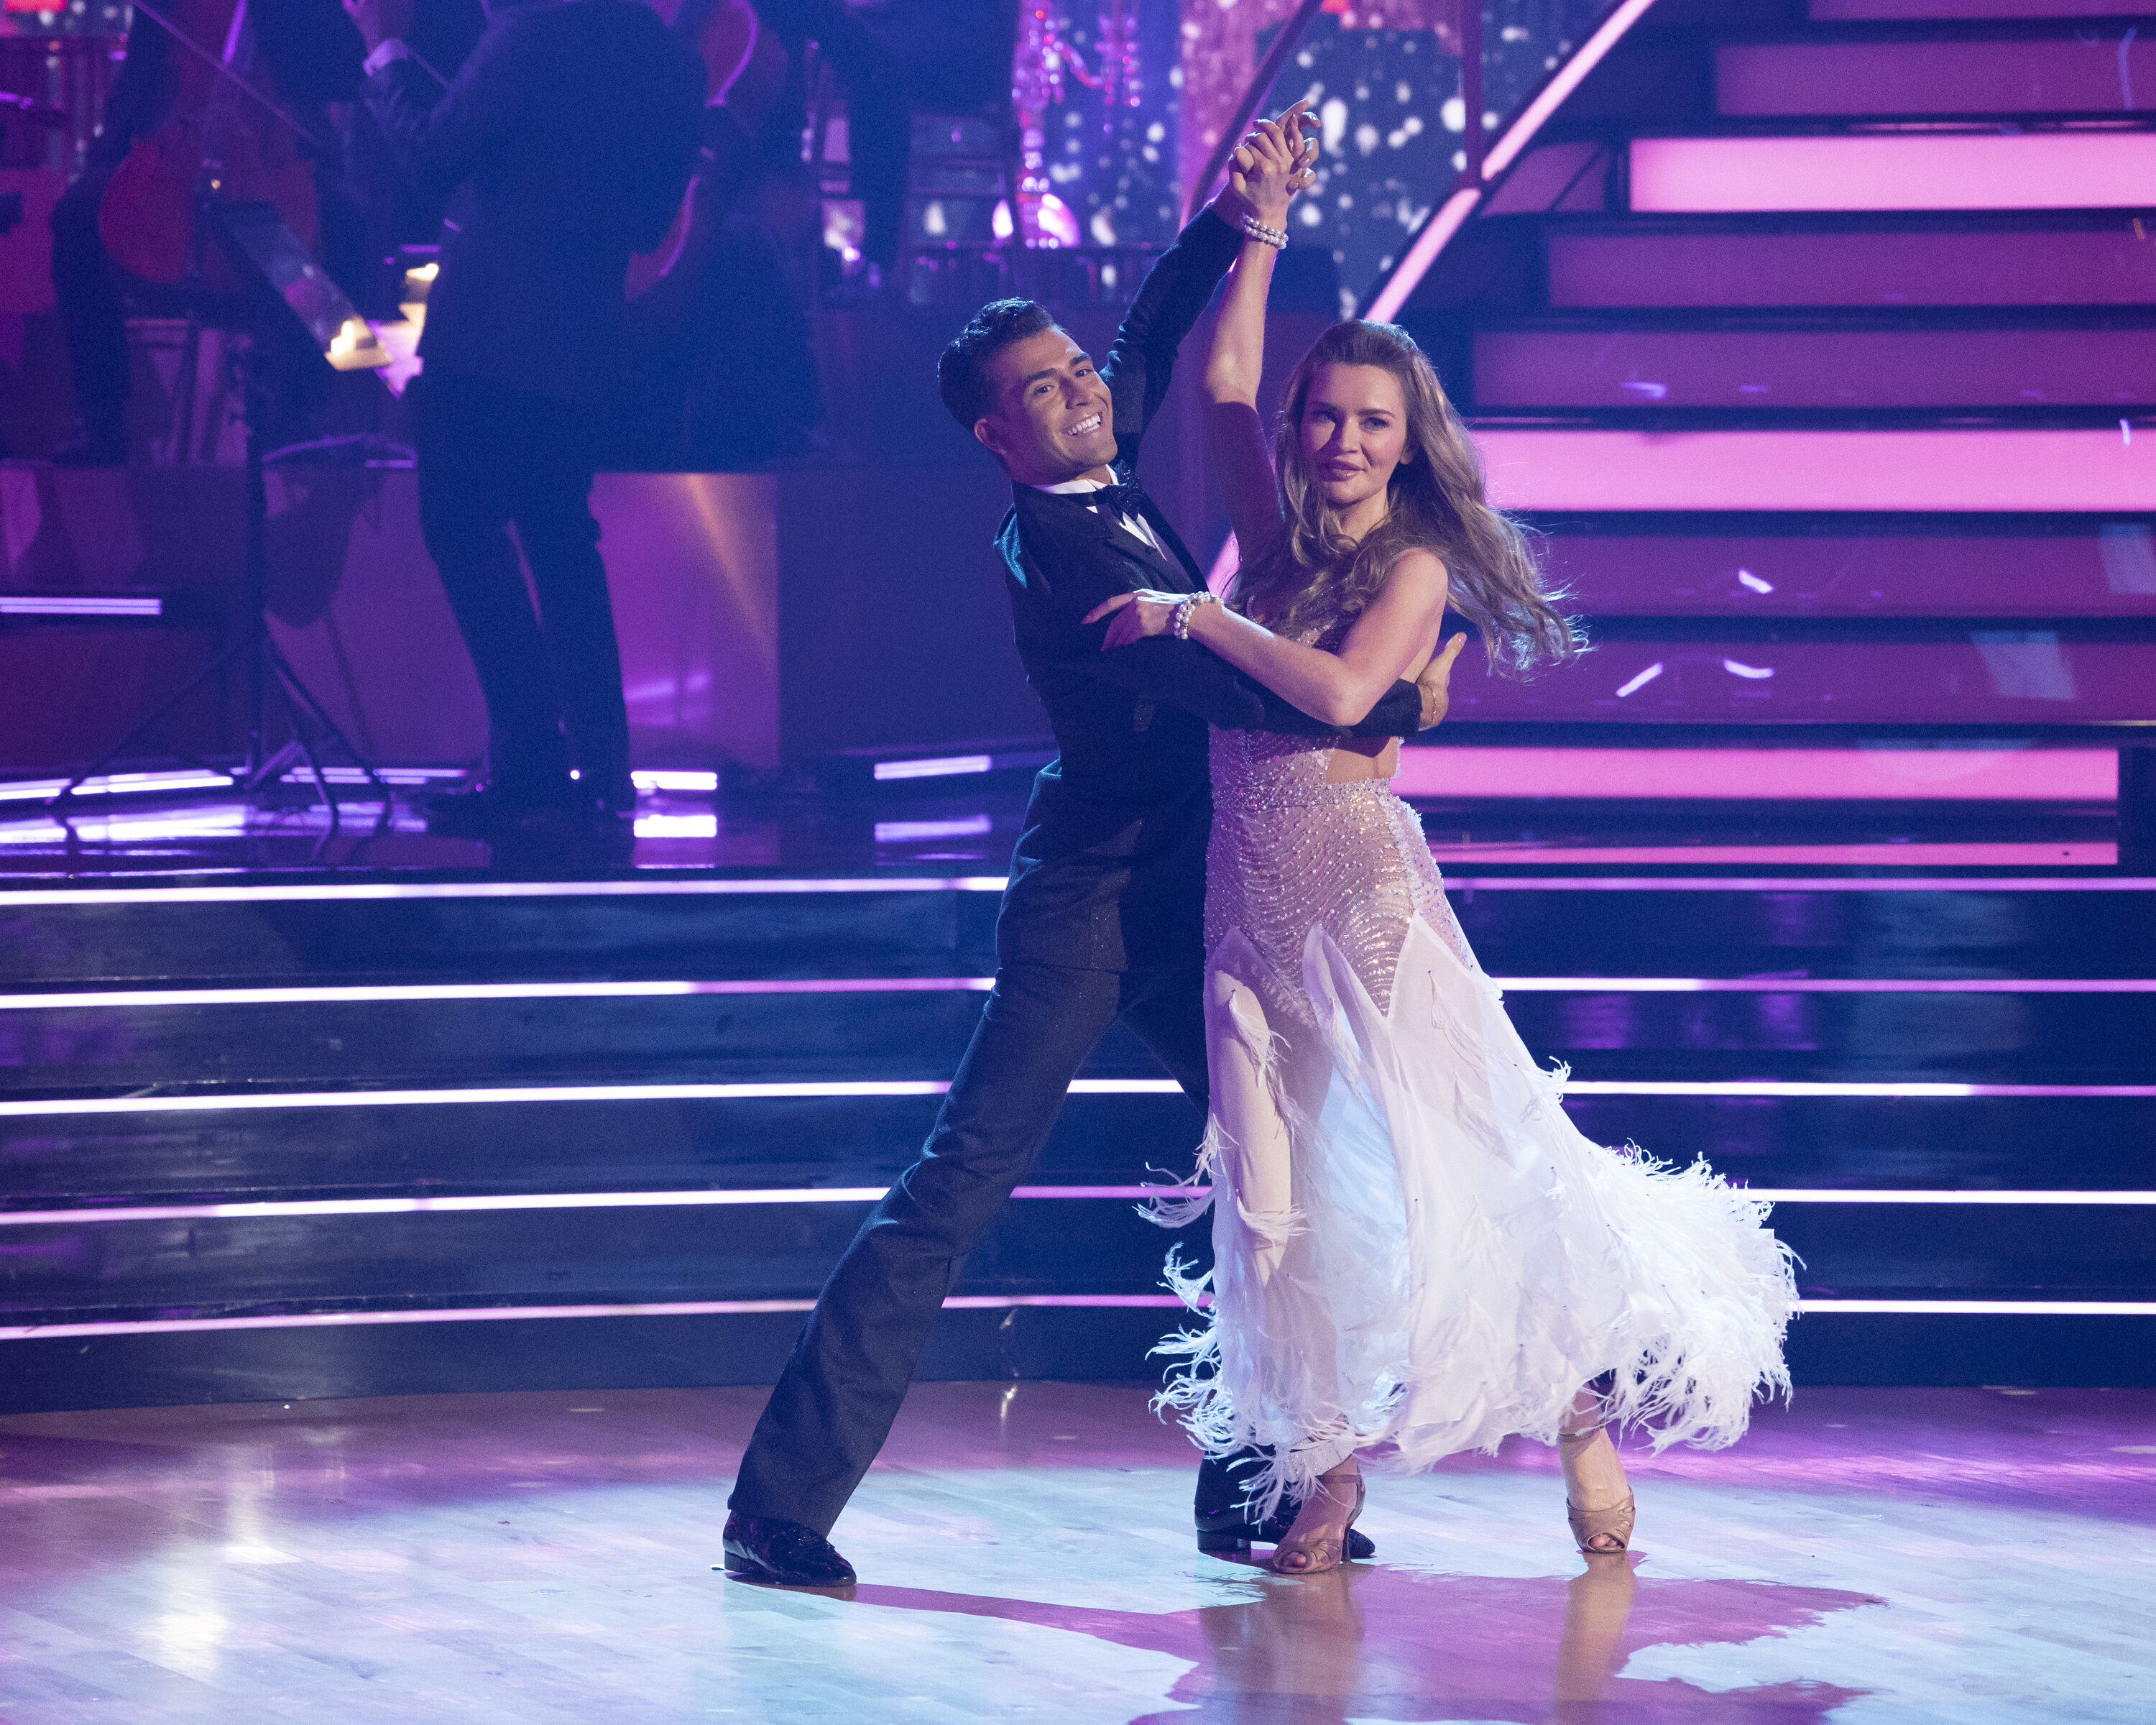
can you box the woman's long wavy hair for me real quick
[1230,320,1581,676]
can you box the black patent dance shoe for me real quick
[719,1512,857,1587]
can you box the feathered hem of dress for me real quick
[1140,911,1799,1522]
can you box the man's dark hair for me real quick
[938,298,1060,431]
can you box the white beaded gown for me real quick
[1153,684,1799,1517]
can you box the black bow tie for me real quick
[1082,480,1147,521]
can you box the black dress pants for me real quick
[409,367,632,811]
[729,956,1210,1537]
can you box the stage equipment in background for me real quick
[360,245,436,396]
[50,199,392,843]
[1013,1,1143,247]
[97,0,333,289]
[1179,0,1325,223]
[626,0,773,302]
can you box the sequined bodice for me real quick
[1205,724,1475,1025]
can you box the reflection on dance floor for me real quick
[0,1380,2147,1721]
[854,1563,1871,1723]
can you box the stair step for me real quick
[8,880,2150,980]
[0,1197,1199,1320]
[1473,326,2155,408]
[1630,133,2156,213]
[1530,520,2156,615]
[2,871,2145,1402]
[1718,39,2156,116]
[1477,427,2151,512]
[9,1093,2142,1203]
[1439,635,2146,723]
[0,881,1000,988]
[1567,1094,2156,1190]
[2,1199,2143,1322]
[4,988,2139,1095]
[0,992,1151,1092]
[1545,218,2156,306]
[1811,0,2156,19]
[0,1092,1192,1201]
[1396,745,2118,801]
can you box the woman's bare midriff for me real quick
[1322,638,1432,783]
[1326,734,1399,783]
[1246,609,1434,786]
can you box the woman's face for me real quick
[1297,362,1411,515]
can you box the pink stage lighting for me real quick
[1628,134,2156,214]
[1389,747,2116,803]
[1474,428,2151,512]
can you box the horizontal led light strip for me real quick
[1391,745,2116,803]
[3,1077,2150,1119]
[1796,1301,2156,1316]
[0,1186,2147,1228]
[0,1079,1184,1119]
[0,770,237,804]
[1562,1081,2156,1098]
[1628,133,2156,214]
[1436,847,2120,868]
[3,1294,2149,1340]
[0,878,1013,908]
[1746,1190,2156,1205]
[0,595,165,617]
[0,1294,1191,1343]
[1476,428,2152,514]
[4,975,2149,1012]
[1501,978,2156,993]
[1447,878,2156,893]
[6,875,2156,908]
[0,979,1000,1011]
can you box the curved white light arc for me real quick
[1363,0,1662,322]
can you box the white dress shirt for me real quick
[1033,476,1172,566]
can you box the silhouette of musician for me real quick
[46,0,367,464]
[349,0,702,840]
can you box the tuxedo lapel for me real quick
[1103,515,1193,592]
[1013,484,1197,595]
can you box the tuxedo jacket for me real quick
[994,208,1426,975]
[364,0,703,402]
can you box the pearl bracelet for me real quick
[1171,590,1219,640]
[1238,213,1288,249]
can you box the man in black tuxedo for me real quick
[349,0,703,840]
[723,181,1454,1586]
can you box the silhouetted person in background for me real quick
[755,0,1015,287]
[339,0,489,318]
[349,0,702,842]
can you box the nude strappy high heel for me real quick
[1558,1428,1636,1555]
[1268,1468,1366,1576]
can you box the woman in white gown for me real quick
[1084,116,1796,1573]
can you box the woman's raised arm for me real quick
[1202,105,1314,567]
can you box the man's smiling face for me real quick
[972,327,1118,485]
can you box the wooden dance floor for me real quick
[0,1380,2149,1722]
